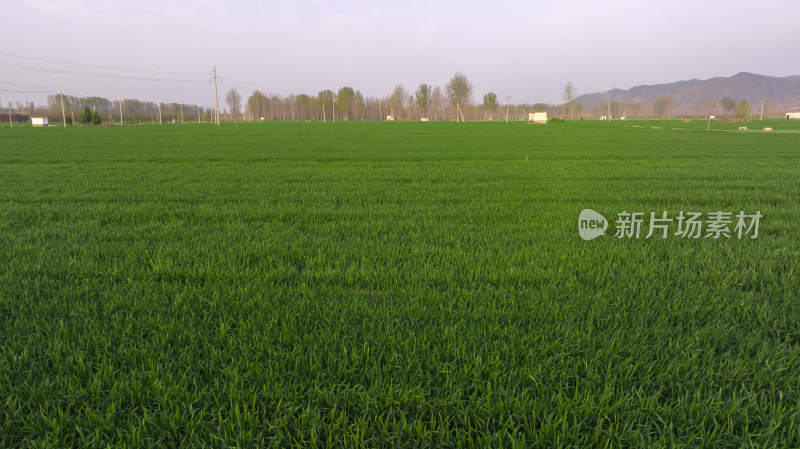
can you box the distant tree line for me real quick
[221,77,768,122]
[35,94,214,124]
[226,73,565,122]
[0,76,776,126]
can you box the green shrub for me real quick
[79,106,92,125]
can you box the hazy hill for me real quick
[574,72,800,111]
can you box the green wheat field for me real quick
[1,119,799,447]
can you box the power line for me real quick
[0,62,210,82]
[0,82,186,104]
[0,54,294,103]
[63,88,132,98]
[0,87,54,94]
[0,55,293,107]
[0,81,63,89]
[0,51,207,76]
[213,66,220,126]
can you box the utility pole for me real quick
[118,96,123,126]
[59,89,66,127]
[180,103,184,124]
[322,102,326,124]
[213,66,220,126]
[506,96,510,123]
[457,104,465,122]
[8,105,12,128]
[760,100,764,120]
[706,100,714,131]
[706,86,716,132]
[197,105,200,123]
[158,99,162,124]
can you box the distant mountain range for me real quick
[574,72,800,111]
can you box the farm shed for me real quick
[31,117,48,127]
[528,112,547,124]
[786,112,800,119]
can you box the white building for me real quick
[31,117,48,127]
[786,112,800,119]
[528,112,547,124]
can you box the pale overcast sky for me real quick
[2,0,799,107]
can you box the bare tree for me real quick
[720,98,736,117]
[247,90,268,120]
[353,90,365,120]
[431,86,444,121]
[652,96,676,119]
[295,94,313,120]
[762,99,773,119]
[445,73,473,122]
[225,88,242,121]
[563,81,576,120]
[388,85,407,120]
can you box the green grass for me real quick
[1,120,799,447]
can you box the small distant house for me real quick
[786,112,800,120]
[528,112,547,124]
[600,116,608,121]
[420,117,429,122]
[386,115,394,121]
[31,117,48,127]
